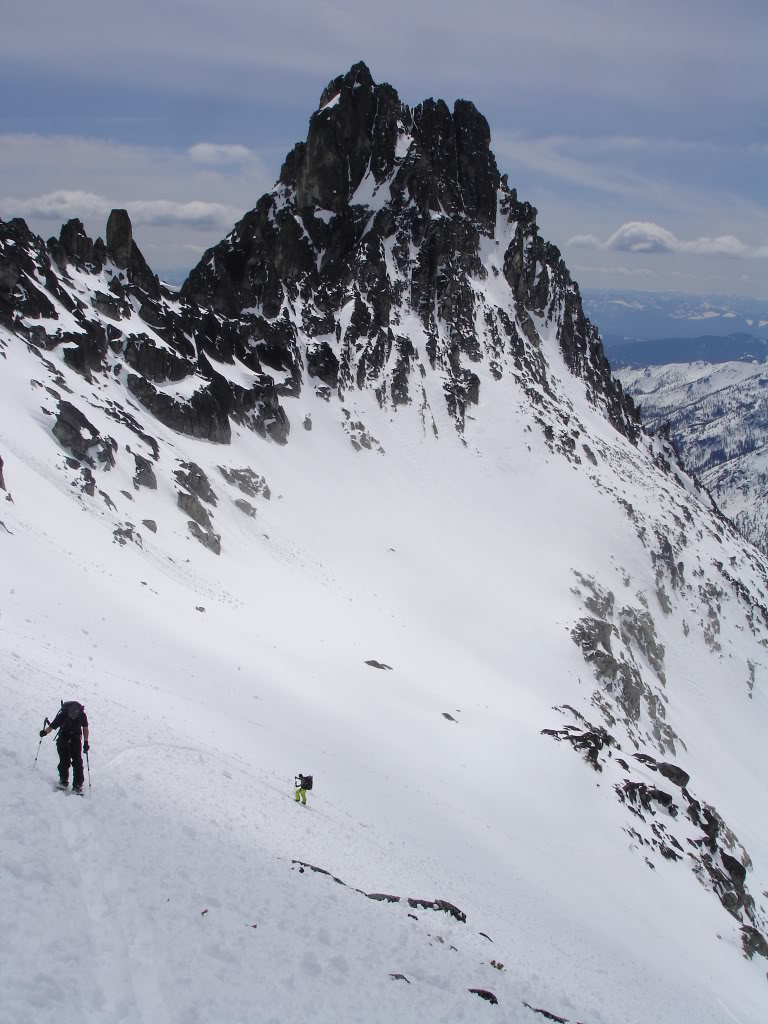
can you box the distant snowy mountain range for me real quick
[583,290,768,555]
[1,63,767,1024]
[606,332,768,370]
[618,360,768,555]
[583,288,768,348]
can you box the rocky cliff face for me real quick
[0,212,288,446]
[1,62,638,457]
[182,61,639,444]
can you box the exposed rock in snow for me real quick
[218,465,270,500]
[187,520,221,554]
[132,451,157,490]
[52,400,101,460]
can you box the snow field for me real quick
[1,306,767,1021]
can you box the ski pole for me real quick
[85,748,91,794]
[33,718,49,771]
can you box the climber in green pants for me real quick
[295,773,313,804]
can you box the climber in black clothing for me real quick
[40,701,90,793]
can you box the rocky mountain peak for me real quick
[182,63,638,445]
[59,217,97,265]
[285,64,500,232]
[2,64,640,461]
[287,61,401,212]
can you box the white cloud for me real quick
[0,134,274,278]
[3,190,241,232]
[3,189,110,221]
[127,199,241,230]
[569,221,760,258]
[572,264,658,278]
[188,143,254,166]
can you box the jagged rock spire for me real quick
[183,62,638,441]
[107,209,133,269]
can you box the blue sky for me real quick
[1,0,765,295]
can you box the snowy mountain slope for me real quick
[1,63,768,1023]
[619,359,768,554]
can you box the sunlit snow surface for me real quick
[1,300,767,1021]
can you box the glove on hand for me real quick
[39,729,46,738]
[83,741,90,753]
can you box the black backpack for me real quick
[59,701,84,728]
[303,775,313,791]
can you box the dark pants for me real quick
[57,732,84,787]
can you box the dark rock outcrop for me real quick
[522,1003,569,1022]
[633,753,690,789]
[175,463,218,506]
[106,208,160,298]
[218,466,270,500]
[127,374,232,444]
[741,925,768,960]
[59,219,96,266]
[306,342,340,388]
[542,719,616,771]
[123,337,195,383]
[296,62,383,212]
[52,402,101,460]
[0,218,70,336]
[406,897,466,922]
[177,490,213,531]
[187,520,221,555]
[469,989,498,1005]
[657,761,690,788]
[132,453,157,490]
[106,209,133,269]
